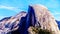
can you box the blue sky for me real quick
[0,0,60,20]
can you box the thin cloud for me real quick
[51,11,60,20]
[55,17,60,21]
[52,11,60,15]
[0,5,21,12]
[54,11,60,15]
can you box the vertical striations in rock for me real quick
[28,4,60,34]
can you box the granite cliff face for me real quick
[28,5,60,34]
[0,4,60,34]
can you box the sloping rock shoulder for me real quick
[0,11,27,34]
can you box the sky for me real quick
[0,0,60,20]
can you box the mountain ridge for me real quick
[0,4,60,34]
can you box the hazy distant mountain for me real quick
[0,4,60,34]
[56,20,60,29]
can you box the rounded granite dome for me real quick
[29,4,48,9]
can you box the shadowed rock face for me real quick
[26,6,37,27]
[12,6,38,34]
[0,4,60,34]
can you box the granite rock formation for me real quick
[0,11,27,34]
[0,4,60,34]
[27,4,60,34]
